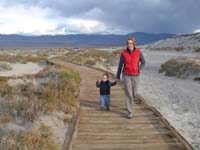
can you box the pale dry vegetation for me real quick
[0,62,81,150]
[1,123,58,150]
[63,48,121,68]
[159,57,200,80]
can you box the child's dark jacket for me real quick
[96,80,117,95]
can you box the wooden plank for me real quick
[74,133,176,140]
[72,142,185,149]
[72,146,186,150]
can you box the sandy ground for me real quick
[111,50,200,150]
[34,112,72,148]
[0,62,46,77]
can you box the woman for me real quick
[116,37,145,119]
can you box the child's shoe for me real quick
[106,107,110,111]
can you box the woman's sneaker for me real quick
[127,113,133,119]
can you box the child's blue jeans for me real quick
[100,95,110,108]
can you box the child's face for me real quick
[102,75,108,82]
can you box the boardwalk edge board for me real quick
[138,95,193,150]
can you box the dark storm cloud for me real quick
[1,0,200,34]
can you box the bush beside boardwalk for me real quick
[0,60,81,150]
[159,57,200,80]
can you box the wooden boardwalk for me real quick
[51,60,192,150]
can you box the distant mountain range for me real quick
[0,32,176,49]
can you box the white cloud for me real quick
[193,28,200,33]
[0,4,118,35]
[0,5,57,35]
[1,0,200,35]
[65,18,107,34]
[54,17,128,35]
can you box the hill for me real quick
[0,32,175,49]
[143,32,200,52]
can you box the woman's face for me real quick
[127,40,135,51]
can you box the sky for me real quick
[0,0,200,35]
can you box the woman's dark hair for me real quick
[126,37,136,45]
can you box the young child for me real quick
[96,73,117,111]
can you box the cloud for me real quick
[0,0,200,35]
[0,5,57,35]
[54,18,107,34]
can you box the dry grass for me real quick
[0,64,81,123]
[0,63,81,149]
[0,81,12,97]
[0,112,12,123]
[175,46,184,51]
[147,47,173,51]
[63,48,120,67]
[194,77,200,81]
[1,123,58,150]
[0,53,48,64]
[0,49,82,149]
[0,62,12,71]
[195,48,200,52]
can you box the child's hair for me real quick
[103,72,109,78]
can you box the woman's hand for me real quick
[115,79,120,83]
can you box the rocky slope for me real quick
[142,32,200,52]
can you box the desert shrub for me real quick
[0,53,14,62]
[33,69,81,114]
[1,124,57,150]
[159,57,200,79]
[0,76,8,83]
[0,53,47,64]
[15,54,48,63]
[59,71,81,86]
[112,49,122,55]
[0,65,81,123]
[0,82,12,97]
[41,68,81,112]
[150,47,172,51]
[85,59,96,66]
[194,77,200,81]
[63,48,119,67]
[0,113,12,123]
[175,46,184,51]
[195,48,200,52]
[159,59,178,76]
[0,62,12,71]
